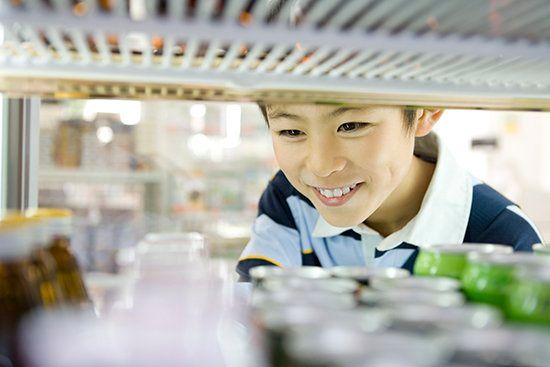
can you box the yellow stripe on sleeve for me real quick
[238,255,284,268]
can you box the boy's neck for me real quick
[364,156,435,237]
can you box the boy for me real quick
[236,104,542,281]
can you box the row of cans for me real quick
[247,243,550,367]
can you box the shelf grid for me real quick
[0,0,549,109]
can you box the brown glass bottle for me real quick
[25,209,89,305]
[0,218,42,362]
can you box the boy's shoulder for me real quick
[466,181,542,249]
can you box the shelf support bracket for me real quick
[1,96,40,212]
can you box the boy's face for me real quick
[267,104,418,227]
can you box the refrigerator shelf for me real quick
[1,0,549,109]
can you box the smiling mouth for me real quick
[313,182,363,199]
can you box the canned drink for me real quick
[251,289,356,311]
[262,277,358,295]
[329,266,410,285]
[359,289,465,308]
[370,275,461,292]
[533,243,550,256]
[249,265,330,288]
[507,262,550,324]
[449,327,550,367]
[414,243,513,279]
[389,304,502,334]
[284,326,453,367]
[259,306,390,367]
[462,252,547,307]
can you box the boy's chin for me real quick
[319,211,365,229]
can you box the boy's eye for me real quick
[338,122,369,132]
[279,129,303,137]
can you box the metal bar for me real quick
[1,97,40,211]
[348,51,397,78]
[25,27,50,60]
[94,31,111,64]
[162,35,175,68]
[167,0,185,20]
[293,46,334,75]
[310,49,357,76]
[363,51,415,79]
[256,44,289,73]
[218,42,243,71]
[274,45,309,74]
[197,0,218,20]
[328,50,377,77]
[45,27,70,62]
[353,0,404,30]
[181,39,199,69]
[237,42,266,72]
[377,0,432,33]
[200,40,222,70]
[71,30,92,64]
[223,0,249,22]
[324,0,372,29]
[300,0,336,26]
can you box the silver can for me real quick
[359,289,465,308]
[330,266,410,285]
[370,275,461,292]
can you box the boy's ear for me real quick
[415,109,444,137]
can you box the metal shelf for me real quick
[1,0,550,109]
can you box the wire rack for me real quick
[1,0,550,109]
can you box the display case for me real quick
[0,0,549,109]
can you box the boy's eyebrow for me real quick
[326,106,369,118]
[267,110,303,121]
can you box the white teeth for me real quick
[317,184,357,199]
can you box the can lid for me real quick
[251,266,330,281]
[249,265,283,281]
[533,243,550,254]
[467,252,548,266]
[359,289,465,308]
[252,289,356,310]
[515,261,550,282]
[390,304,502,332]
[425,243,513,255]
[262,277,358,294]
[370,276,461,292]
[285,327,453,366]
[330,266,410,281]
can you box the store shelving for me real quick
[0,0,549,109]
[39,168,165,184]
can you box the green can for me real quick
[533,243,550,256]
[461,252,543,308]
[507,262,550,325]
[414,243,513,279]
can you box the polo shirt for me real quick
[236,133,543,281]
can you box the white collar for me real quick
[312,134,473,251]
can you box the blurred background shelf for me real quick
[39,168,165,184]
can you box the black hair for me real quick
[258,103,418,132]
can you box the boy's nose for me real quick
[306,141,346,178]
